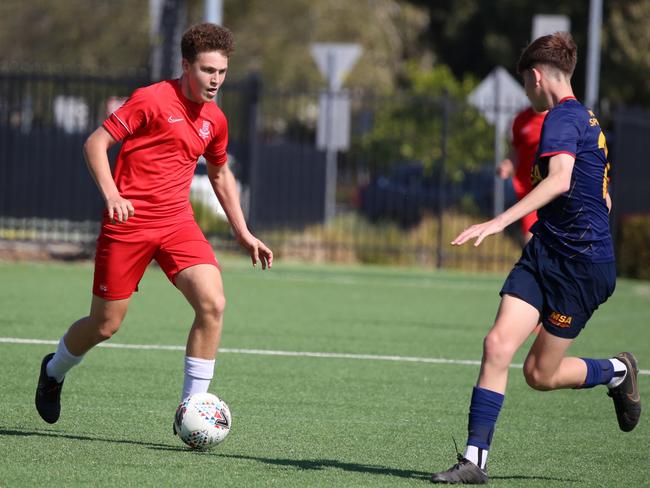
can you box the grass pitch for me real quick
[1,258,648,487]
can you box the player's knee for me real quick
[196,294,226,321]
[523,364,554,391]
[95,317,122,342]
[482,331,515,365]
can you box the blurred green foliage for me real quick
[264,212,522,271]
[617,215,650,280]
[191,198,233,237]
[356,63,494,180]
[2,0,650,107]
[0,0,150,71]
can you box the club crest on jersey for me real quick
[199,120,211,140]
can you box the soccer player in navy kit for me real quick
[430,32,641,484]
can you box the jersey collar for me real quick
[558,96,577,104]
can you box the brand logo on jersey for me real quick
[199,120,211,140]
[168,115,184,123]
[548,311,573,328]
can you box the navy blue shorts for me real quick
[500,236,616,339]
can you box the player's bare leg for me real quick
[175,264,225,402]
[477,294,540,393]
[35,296,130,423]
[176,264,225,359]
[526,328,640,430]
[523,329,583,390]
[432,295,540,483]
[65,296,130,355]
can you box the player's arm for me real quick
[452,153,574,247]
[83,127,134,223]
[207,162,273,269]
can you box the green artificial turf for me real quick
[1,258,648,487]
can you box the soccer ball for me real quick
[174,392,232,449]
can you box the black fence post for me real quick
[157,0,186,81]
[436,92,450,269]
[245,73,261,231]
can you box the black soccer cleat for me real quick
[430,454,489,484]
[35,353,64,424]
[608,352,641,432]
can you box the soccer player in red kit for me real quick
[497,106,547,243]
[35,23,272,425]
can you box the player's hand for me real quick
[496,159,513,179]
[451,218,505,247]
[237,232,273,270]
[106,195,135,223]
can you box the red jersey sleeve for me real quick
[204,110,228,166]
[102,87,155,141]
[510,109,527,149]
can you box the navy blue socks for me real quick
[464,386,505,469]
[580,358,615,388]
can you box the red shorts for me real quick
[93,218,219,300]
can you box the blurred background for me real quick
[0,0,648,277]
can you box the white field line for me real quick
[2,337,649,376]
[244,272,499,292]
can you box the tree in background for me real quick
[356,63,493,181]
[407,0,650,108]
[604,1,650,107]
[217,0,431,93]
[408,1,588,93]
[0,0,150,72]
[1,0,650,107]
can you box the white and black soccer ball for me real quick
[174,392,231,449]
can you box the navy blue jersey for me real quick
[530,97,614,262]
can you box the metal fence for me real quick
[0,69,148,243]
[3,69,644,273]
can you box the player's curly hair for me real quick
[517,32,577,77]
[181,23,234,62]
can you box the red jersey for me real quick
[102,79,228,222]
[511,107,545,194]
